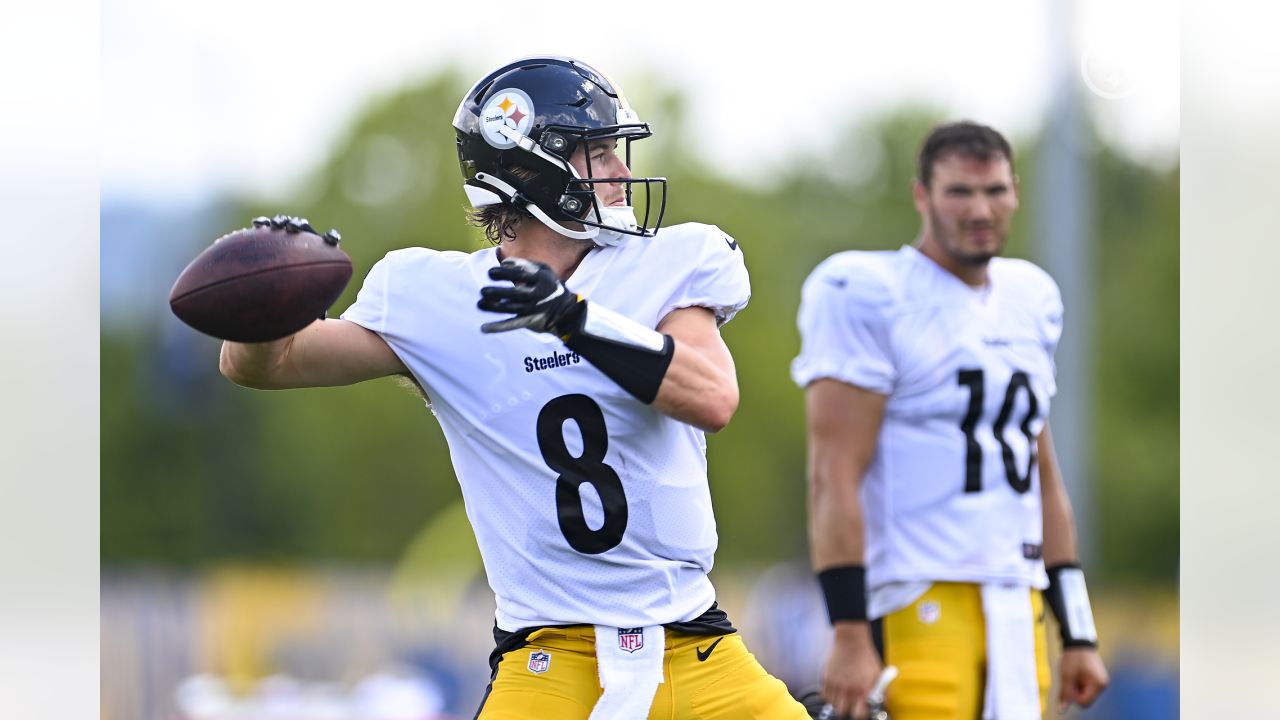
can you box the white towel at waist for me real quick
[589,625,665,720]
[980,583,1041,720]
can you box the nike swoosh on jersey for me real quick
[696,636,724,662]
[724,237,738,251]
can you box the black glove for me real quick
[478,258,585,335]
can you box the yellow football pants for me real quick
[476,626,810,719]
[879,582,1051,720]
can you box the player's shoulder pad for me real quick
[638,222,746,286]
[991,257,1062,306]
[992,258,1064,342]
[641,222,749,325]
[370,246,475,280]
[379,246,464,267]
[803,250,903,314]
[646,221,741,255]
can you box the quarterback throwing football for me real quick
[220,56,808,719]
[793,122,1109,719]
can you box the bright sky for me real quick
[101,0,1180,203]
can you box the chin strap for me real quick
[527,202,599,241]
[472,172,599,241]
[590,206,640,247]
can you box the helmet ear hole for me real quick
[558,195,584,215]
[542,132,570,156]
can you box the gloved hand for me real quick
[477,258,585,336]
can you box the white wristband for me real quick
[1056,567,1098,644]
[579,302,666,352]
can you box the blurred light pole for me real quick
[1036,1,1096,563]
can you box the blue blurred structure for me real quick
[1085,654,1179,720]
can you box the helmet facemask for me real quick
[544,124,666,246]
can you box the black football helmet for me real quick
[453,56,667,244]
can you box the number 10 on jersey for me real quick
[957,369,1039,495]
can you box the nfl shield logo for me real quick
[528,650,551,674]
[617,627,645,653]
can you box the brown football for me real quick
[169,220,352,343]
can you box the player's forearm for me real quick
[1042,483,1080,565]
[1038,428,1081,565]
[220,319,405,390]
[803,380,884,570]
[808,459,868,569]
[1037,428,1102,651]
[477,263,740,428]
[650,340,739,433]
[810,451,873,632]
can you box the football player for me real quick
[792,122,1109,719]
[220,56,808,719]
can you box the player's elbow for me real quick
[219,343,255,387]
[694,383,739,434]
[219,341,278,389]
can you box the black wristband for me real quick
[561,301,675,404]
[816,565,868,624]
[564,329,674,404]
[1045,563,1099,648]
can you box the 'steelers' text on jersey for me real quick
[342,223,750,631]
[792,246,1063,592]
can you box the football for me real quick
[169,216,353,343]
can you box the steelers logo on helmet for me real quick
[480,88,535,150]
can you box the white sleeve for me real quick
[790,256,897,394]
[339,253,396,333]
[658,226,751,327]
[1039,272,1065,397]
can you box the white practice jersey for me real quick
[792,246,1063,596]
[342,223,749,632]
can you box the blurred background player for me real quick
[218,56,808,719]
[792,122,1109,719]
